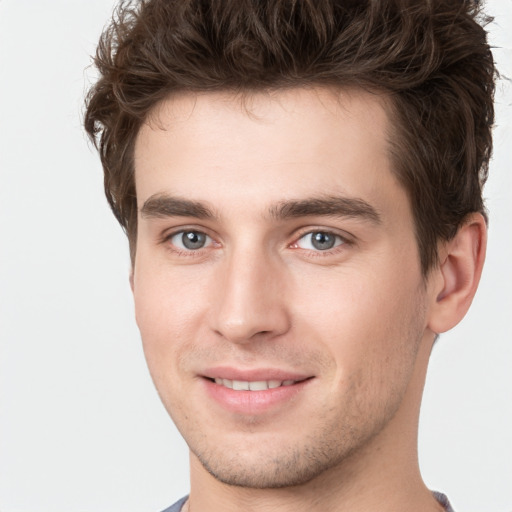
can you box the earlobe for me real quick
[427,213,487,334]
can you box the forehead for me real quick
[133,87,400,215]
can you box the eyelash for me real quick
[160,227,352,258]
[160,228,217,257]
[290,229,352,257]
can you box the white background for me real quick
[0,1,510,511]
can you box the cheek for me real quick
[133,263,208,377]
[290,262,425,377]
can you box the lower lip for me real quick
[203,378,312,415]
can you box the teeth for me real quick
[214,378,234,388]
[249,381,268,391]
[213,378,297,391]
[233,380,249,390]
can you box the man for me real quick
[84,1,496,511]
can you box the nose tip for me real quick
[214,317,274,344]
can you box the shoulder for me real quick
[159,496,188,512]
[433,491,455,512]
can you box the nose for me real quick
[210,247,291,344]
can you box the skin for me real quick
[132,87,486,512]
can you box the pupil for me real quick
[182,231,206,250]
[312,232,335,250]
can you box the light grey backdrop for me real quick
[0,1,510,511]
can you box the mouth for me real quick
[201,370,313,414]
[209,377,306,391]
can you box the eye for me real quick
[295,231,345,251]
[169,230,212,251]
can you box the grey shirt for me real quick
[161,492,455,511]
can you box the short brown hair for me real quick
[84,0,496,274]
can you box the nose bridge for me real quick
[211,241,289,343]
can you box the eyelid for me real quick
[160,226,220,254]
[170,231,213,250]
[289,227,354,254]
[158,224,353,255]
[296,232,343,249]
[291,226,353,243]
[159,224,212,242]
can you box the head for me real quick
[84,0,495,494]
[85,0,495,276]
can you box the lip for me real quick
[203,366,310,382]
[201,366,313,415]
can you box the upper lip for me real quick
[201,366,312,382]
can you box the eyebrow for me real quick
[140,193,381,224]
[269,196,381,224]
[140,195,216,219]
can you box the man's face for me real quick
[132,88,436,487]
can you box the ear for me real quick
[427,213,487,334]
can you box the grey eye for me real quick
[171,231,211,250]
[296,231,343,251]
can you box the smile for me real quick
[213,378,298,391]
[204,374,312,414]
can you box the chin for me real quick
[190,427,368,490]
[198,449,331,489]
